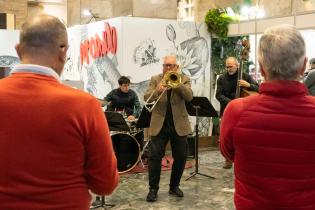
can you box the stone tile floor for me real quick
[91,148,235,210]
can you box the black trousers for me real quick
[148,126,187,190]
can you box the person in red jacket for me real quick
[220,24,315,210]
[0,14,119,210]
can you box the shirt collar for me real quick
[11,64,60,82]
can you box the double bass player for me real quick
[215,56,259,169]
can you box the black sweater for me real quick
[215,71,259,116]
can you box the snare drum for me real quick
[111,132,140,173]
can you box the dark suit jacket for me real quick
[144,73,193,136]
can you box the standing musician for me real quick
[216,56,259,169]
[104,76,142,121]
[144,55,193,202]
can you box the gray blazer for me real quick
[304,69,315,96]
[144,73,193,136]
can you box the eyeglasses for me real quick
[163,64,178,68]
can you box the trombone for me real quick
[144,70,182,112]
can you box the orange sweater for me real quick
[0,72,119,210]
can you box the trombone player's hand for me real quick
[158,64,179,93]
[157,82,167,93]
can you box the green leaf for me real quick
[204,8,233,41]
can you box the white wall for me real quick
[0,30,19,57]
[228,12,315,36]
[228,12,315,83]
[43,3,68,25]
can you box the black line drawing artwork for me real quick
[85,64,98,95]
[63,25,91,81]
[63,21,210,137]
[134,38,159,67]
[63,44,75,78]
[63,23,150,105]
[94,55,149,104]
[166,23,210,136]
[0,55,20,68]
[166,24,209,82]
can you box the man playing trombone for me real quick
[144,55,193,202]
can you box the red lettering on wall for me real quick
[80,22,117,65]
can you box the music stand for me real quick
[185,97,218,180]
[105,111,130,132]
[136,106,152,129]
[136,107,152,168]
[90,111,129,210]
[90,196,115,210]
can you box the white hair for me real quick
[163,55,177,62]
[258,24,305,80]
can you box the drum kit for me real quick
[91,110,149,210]
[105,111,148,174]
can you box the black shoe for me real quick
[169,187,184,197]
[146,188,158,202]
[91,196,102,207]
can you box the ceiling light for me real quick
[82,9,92,17]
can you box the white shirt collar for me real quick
[11,64,60,82]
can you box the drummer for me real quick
[104,76,142,121]
[92,76,143,207]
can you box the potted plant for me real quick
[205,8,233,41]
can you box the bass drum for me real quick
[111,132,140,173]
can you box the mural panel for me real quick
[64,17,212,136]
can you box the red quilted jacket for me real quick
[220,80,315,210]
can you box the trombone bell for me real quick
[144,71,182,112]
[163,71,181,89]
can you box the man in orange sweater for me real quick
[0,14,119,210]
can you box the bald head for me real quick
[19,14,67,53]
[164,55,177,63]
[225,57,239,75]
[16,14,68,74]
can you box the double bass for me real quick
[235,39,258,98]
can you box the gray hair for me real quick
[19,14,67,54]
[258,24,305,80]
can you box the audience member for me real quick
[220,24,315,210]
[0,14,119,210]
[303,58,315,95]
